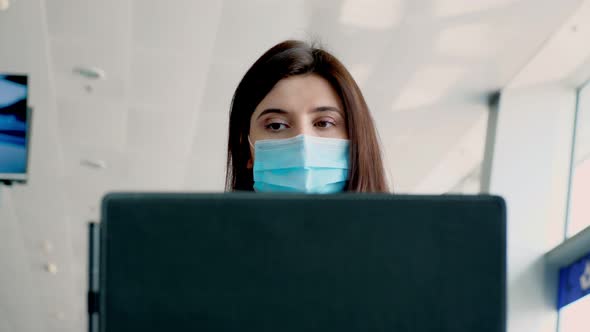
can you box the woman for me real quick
[226,40,389,193]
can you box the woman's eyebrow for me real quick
[257,108,288,119]
[312,106,344,117]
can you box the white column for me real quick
[490,84,576,332]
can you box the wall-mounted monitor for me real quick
[0,74,30,182]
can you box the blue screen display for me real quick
[0,74,28,178]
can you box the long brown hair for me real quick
[226,40,389,192]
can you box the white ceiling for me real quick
[46,0,584,204]
[0,0,585,331]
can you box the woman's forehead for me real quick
[254,74,343,115]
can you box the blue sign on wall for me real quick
[558,252,590,309]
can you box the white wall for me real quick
[490,84,577,332]
[0,0,81,331]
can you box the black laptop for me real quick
[90,193,506,332]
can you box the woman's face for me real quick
[248,74,347,167]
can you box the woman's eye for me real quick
[315,120,335,128]
[265,122,289,131]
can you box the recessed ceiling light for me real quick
[73,66,106,80]
[0,0,10,12]
[45,262,58,275]
[80,159,107,170]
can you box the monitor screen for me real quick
[0,74,29,181]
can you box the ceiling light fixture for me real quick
[73,66,106,80]
[80,159,107,170]
[45,262,58,275]
[0,0,10,12]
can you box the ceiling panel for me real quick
[57,97,128,150]
[126,107,196,158]
[51,37,130,102]
[46,0,132,50]
[210,0,310,65]
[0,191,46,332]
[61,145,129,209]
[185,120,228,192]
[193,61,242,116]
[9,184,78,332]
[124,148,191,190]
[128,49,200,108]
[185,152,227,191]
[131,0,224,52]
[381,101,489,191]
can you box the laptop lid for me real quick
[96,193,506,332]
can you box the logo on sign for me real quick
[581,261,590,291]
[558,253,590,309]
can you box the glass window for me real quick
[559,294,590,332]
[567,82,590,238]
[559,81,590,332]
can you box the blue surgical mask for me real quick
[251,134,350,193]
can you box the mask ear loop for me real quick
[247,136,256,172]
